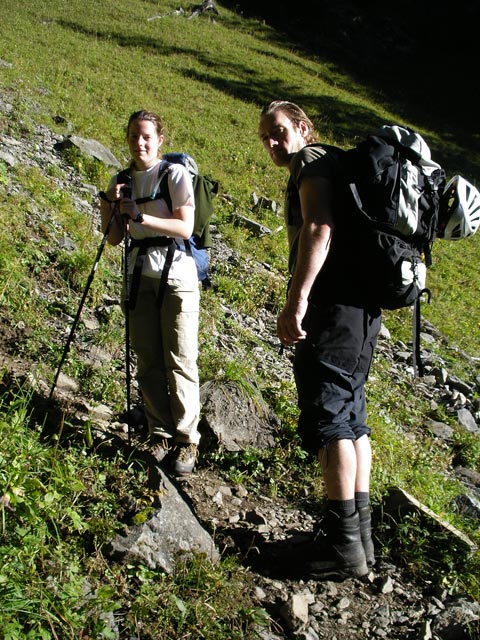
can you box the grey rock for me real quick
[0,150,16,166]
[55,134,122,168]
[457,408,479,434]
[451,493,480,522]
[251,193,278,214]
[104,469,219,572]
[447,375,474,395]
[432,603,479,640]
[232,212,272,237]
[427,420,455,441]
[279,592,311,633]
[455,466,480,487]
[200,379,278,451]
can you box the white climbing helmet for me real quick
[437,175,480,240]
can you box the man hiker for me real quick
[258,100,381,579]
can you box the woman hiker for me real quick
[100,109,201,476]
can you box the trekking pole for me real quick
[121,175,133,445]
[49,207,116,400]
[123,215,132,446]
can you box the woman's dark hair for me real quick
[261,100,316,143]
[126,110,165,138]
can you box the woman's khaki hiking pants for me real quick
[127,275,201,445]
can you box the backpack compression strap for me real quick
[412,288,431,378]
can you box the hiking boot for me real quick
[201,275,212,290]
[303,510,368,581]
[171,443,198,476]
[149,437,171,465]
[358,505,376,567]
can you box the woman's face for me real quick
[127,118,164,170]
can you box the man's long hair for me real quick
[261,100,317,144]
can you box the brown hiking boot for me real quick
[149,437,171,465]
[302,510,368,581]
[171,443,198,476]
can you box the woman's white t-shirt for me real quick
[110,160,197,284]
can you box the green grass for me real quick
[2,0,478,352]
[0,379,269,638]
[0,0,479,635]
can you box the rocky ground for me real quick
[1,86,479,639]
[181,467,478,640]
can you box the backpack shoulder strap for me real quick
[116,168,132,183]
[116,166,134,195]
[153,160,173,210]
[133,160,173,207]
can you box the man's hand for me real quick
[277,297,308,346]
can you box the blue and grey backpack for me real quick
[117,153,218,308]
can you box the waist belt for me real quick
[128,236,173,251]
[127,236,176,310]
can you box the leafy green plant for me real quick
[452,430,480,470]
[378,508,480,600]
[125,555,270,639]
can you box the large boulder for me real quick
[104,467,219,572]
[199,380,279,452]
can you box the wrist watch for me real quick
[134,211,144,223]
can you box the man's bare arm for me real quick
[277,175,334,345]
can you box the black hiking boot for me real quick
[358,505,375,567]
[302,510,368,581]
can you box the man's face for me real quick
[258,110,308,168]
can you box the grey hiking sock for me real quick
[355,492,370,510]
[326,498,356,518]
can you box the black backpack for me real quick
[324,125,447,310]
[315,127,479,375]
[312,125,447,375]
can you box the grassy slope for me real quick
[1,0,479,545]
[1,0,478,355]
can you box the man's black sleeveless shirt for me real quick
[286,143,366,307]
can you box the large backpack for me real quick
[333,125,447,311]
[117,153,218,307]
[159,152,219,256]
[314,125,477,375]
